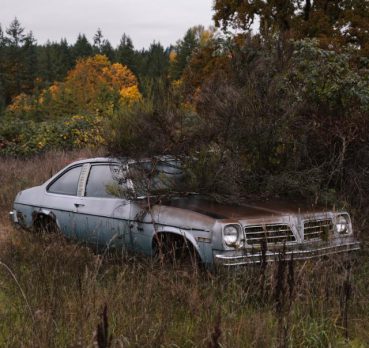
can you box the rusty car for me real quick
[10,157,360,267]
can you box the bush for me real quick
[0,114,105,157]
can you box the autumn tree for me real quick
[180,28,230,100]
[7,54,141,119]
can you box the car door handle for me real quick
[74,203,85,207]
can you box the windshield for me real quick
[128,159,184,197]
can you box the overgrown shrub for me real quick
[106,38,369,224]
[0,114,105,156]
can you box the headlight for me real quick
[336,215,349,234]
[223,224,241,247]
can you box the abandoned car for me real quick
[10,157,360,267]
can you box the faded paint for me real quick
[9,157,361,268]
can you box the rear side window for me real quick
[48,166,82,196]
[85,165,119,198]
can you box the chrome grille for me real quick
[244,224,295,245]
[303,219,333,240]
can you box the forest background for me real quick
[2,1,369,218]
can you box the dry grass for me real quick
[0,151,368,347]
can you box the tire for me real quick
[33,214,60,234]
[153,233,201,269]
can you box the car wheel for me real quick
[33,214,60,234]
[153,233,200,269]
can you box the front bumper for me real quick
[214,238,361,266]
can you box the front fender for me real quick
[152,225,205,262]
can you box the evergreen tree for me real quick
[55,39,73,79]
[101,39,115,62]
[93,28,104,53]
[21,31,38,94]
[37,41,54,85]
[5,17,25,46]
[116,34,137,75]
[140,42,169,79]
[137,42,170,98]
[169,28,199,80]
[72,34,93,60]
[3,18,28,102]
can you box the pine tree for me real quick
[169,28,199,80]
[37,41,54,85]
[5,17,25,46]
[141,42,169,79]
[93,28,104,53]
[72,34,93,60]
[3,18,27,102]
[101,39,115,62]
[21,31,38,94]
[55,39,73,79]
[117,34,137,75]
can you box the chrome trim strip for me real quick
[214,242,361,266]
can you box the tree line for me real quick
[0,18,205,114]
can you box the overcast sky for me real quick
[1,0,214,49]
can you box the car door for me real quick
[74,163,132,251]
[44,163,87,239]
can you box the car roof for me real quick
[67,155,179,167]
[68,157,119,166]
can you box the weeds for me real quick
[340,261,352,341]
[208,309,222,348]
[95,304,112,348]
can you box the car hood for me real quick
[161,196,328,220]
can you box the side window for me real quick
[48,166,82,195]
[85,165,125,198]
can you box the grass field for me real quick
[0,151,368,347]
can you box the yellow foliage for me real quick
[60,55,140,115]
[8,93,34,113]
[107,63,137,89]
[49,84,60,97]
[7,54,141,118]
[169,50,177,63]
[172,79,182,89]
[119,85,141,106]
[199,28,214,47]
[64,114,106,147]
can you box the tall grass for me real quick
[0,152,368,347]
